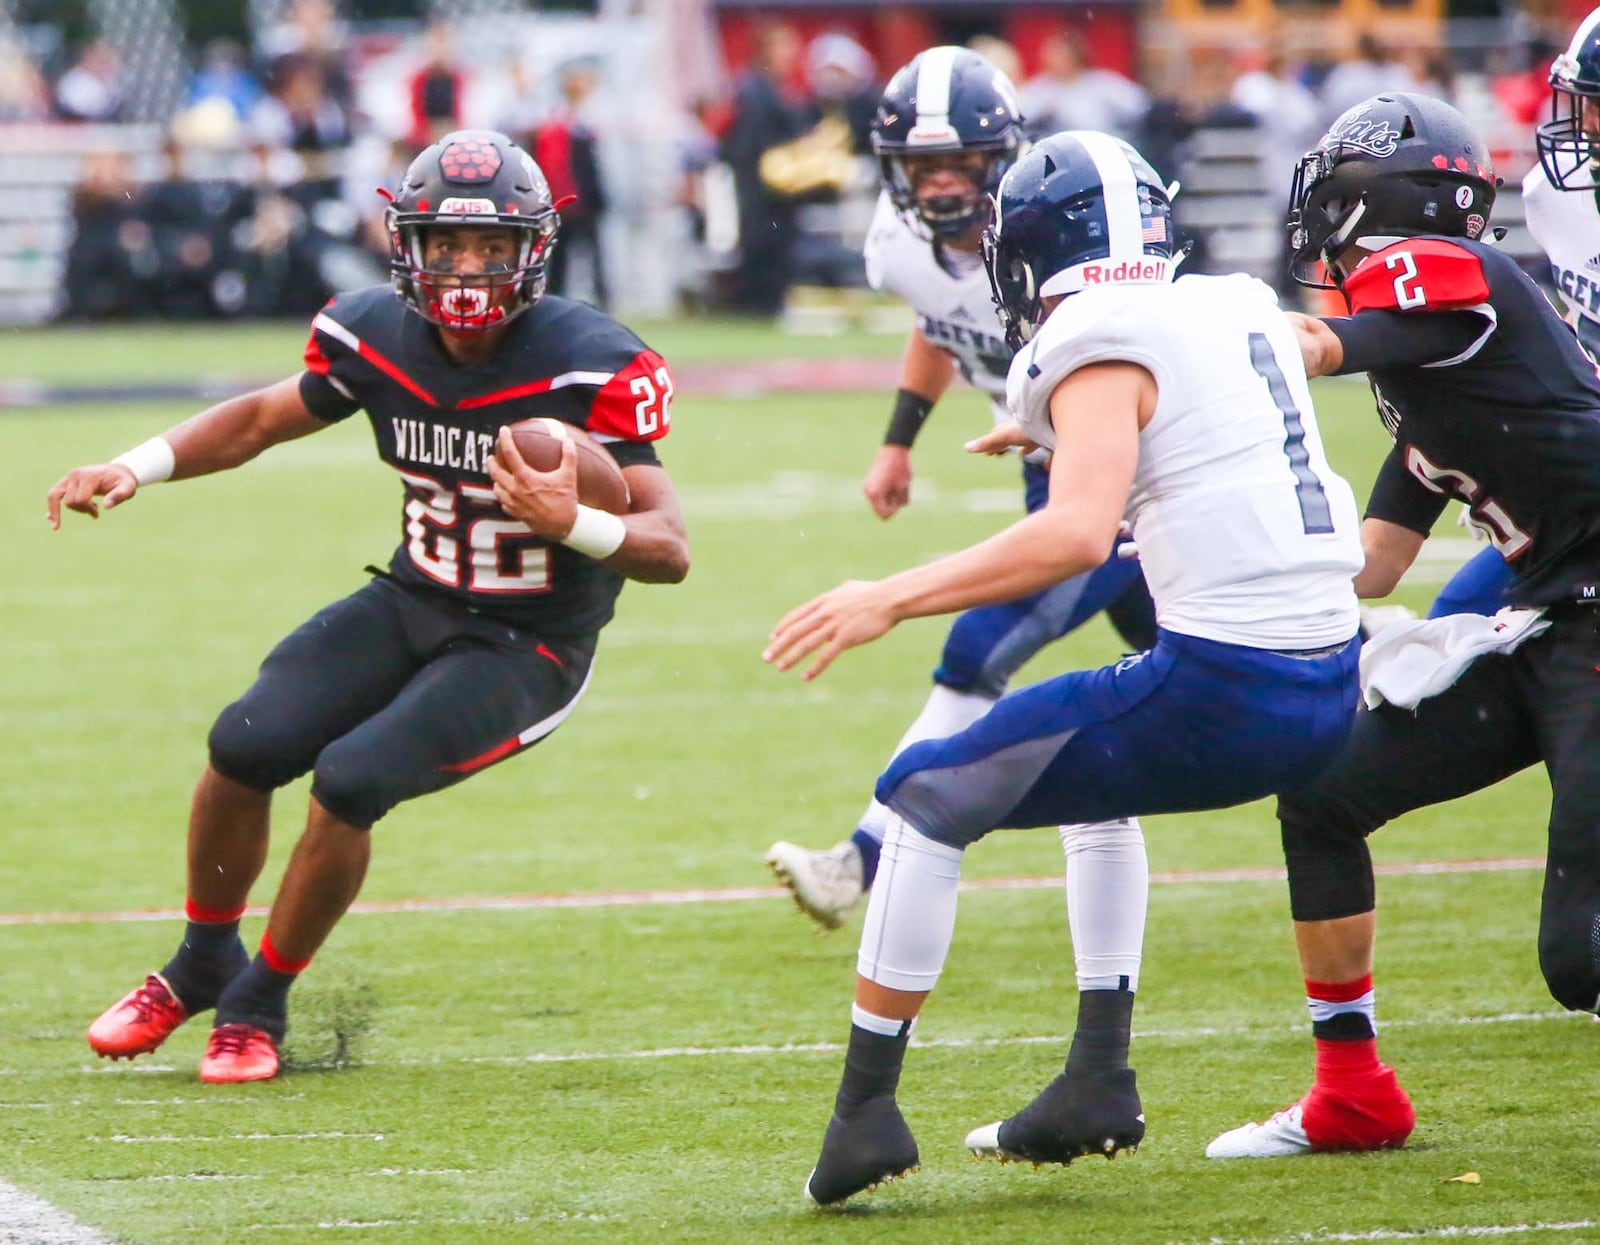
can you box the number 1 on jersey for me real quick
[1248,332,1335,535]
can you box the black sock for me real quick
[1312,1010,1376,1041]
[160,921,248,1013]
[834,1024,911,1113]
[1064,986,1135,1075]
[214,954,296,1042]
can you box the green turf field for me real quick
[1,320,1586,1244]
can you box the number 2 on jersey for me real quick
[1248,333,1335,535]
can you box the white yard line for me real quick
[0,1179,114,1245]
[0,856,1547,928]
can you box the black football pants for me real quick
[207,577,594,829]
[1278,609,1600,1013]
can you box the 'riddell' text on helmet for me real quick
[871,46,1025,238]
[387,129,560,332]
[982,130,1175,352]
[1537,8,1600,190]
[1287,93,1497,290]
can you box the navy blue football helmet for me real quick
[872,46,1025,238]
[387,129,560,332]
[1538,10,1600,189]
[1287,94,1496,289]
[982,131,1175,351]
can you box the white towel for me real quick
[1359,606,1551,711]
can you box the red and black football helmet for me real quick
[1538,9,1600,190]
[1286,93,1496,290]
[388,129,560,331]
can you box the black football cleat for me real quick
[965,1067,1144,1165]
[804,1094,920,1206]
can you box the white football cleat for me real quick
[963,1121,1009,1159]
[1205,1103,1314,1159]
[765,840,865,931]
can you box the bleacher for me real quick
[0,122,165,325]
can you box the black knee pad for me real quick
[1278,789,1378,923]
[207,700,305,794]
[1538,914,1600,1014]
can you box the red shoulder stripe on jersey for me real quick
[311,311,439,407]
[303,326,333,375]
[456,370,616,410]
[588,350,674,442]
[1346,239,1490,314]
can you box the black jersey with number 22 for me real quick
[297,286,673,637]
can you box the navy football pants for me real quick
[208,577,593,829]
[880,628,1360,847]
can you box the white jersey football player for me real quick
[766,49,1156,977]
[1530,7,1600,359]
[765,130,1363,1207]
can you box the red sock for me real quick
[1301,975,1414,1149]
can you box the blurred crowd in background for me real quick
[0,0,1575,327]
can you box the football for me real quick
[500,417,631,515]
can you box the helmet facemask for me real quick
[884,147,1013,238]
[390,216,558,332]
[980,215,1038,352]
[1537,71,1600,190]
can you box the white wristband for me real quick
[111,436,176,486]
[561,504,627,559]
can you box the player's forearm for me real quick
[599,511,690,584]
[880,508,1108,620]
[163,377,323,479]
[1285,313,1345,378]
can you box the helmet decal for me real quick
[438,136,503,183]
[1325,103,1402,159]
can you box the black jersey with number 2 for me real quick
[1330,237,1600,606]
[297,286,673,637]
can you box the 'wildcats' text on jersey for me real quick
[1008,273,1363,650]
[1522,162,1600,359]
[298,286,672,638]
[863,192,1011,420]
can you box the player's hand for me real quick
[489,427,579,540]
[45,464,139,529]
[764,579,899,681]
[965,421,1042,457]
[862,445,913,519]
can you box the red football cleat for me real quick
[199,1022,280,1084]
[87,973,189,1060]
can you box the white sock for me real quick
[850,1004,913,1037]
[1060,818,1148,992]
[857,686,996,841]
[857,814,964,992]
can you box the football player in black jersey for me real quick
[47,130,690,1084]
[1208,94,1600,1158]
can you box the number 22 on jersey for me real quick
[401,470,552,593]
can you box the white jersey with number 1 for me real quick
[1007,272,1363,650]
[863,191,1013,423]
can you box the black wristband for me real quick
[884,388,935,449]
